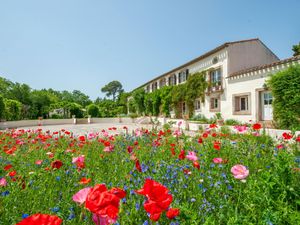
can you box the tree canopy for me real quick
[101,80,124,101]
[292,42,300,56]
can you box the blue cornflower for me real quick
[22,214,29,219]
[143,220,149,225]
[56,176,61,181]
[1,191,9,196]
[135,203,140,210]
[227,185,233,190]
[67,213,76,220]
[51,207,60,213]
[190,198,196,202]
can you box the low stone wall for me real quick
[156,117,300,139]
[0,119,74,129]
[90,117,134,124]
[0,117,136,129]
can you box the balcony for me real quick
[206,84,223,95]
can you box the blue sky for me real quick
[0,0,299,100]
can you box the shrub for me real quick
[50,114,63,119]
[87,104,99,117]
[190,114,209,123]
[224,119,241,126]
[4,99,22,121]
[267,65,300,130]
[66,102,84,118]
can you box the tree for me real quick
[292,42,300,56]
[66,102,84,118]
[117,92,130,114]
[101,81,124,101]
[72,90,92,107]
[87,104,99,117]
[4,99,22,121]
[30,90,58,118]
[132,88,146,115]
[0,95,5,120]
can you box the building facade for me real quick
[134,38,300,122]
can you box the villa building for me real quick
[133,38,300,122]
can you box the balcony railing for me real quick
[206,84,223,95]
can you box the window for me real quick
[152,82,158,91]
[146,85,150,93]
[168,74,177,86]
[178,69,189,83]
[195,99,201,111]
[210,68,222,86]
[210,97,220,112]
[233,93,251,115]
[159,78,166,88]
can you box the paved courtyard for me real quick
[19,122,156,136]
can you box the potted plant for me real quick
[215,112,224,126]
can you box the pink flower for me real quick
[186,151,198,161]
[72,155,85,164]
[92,214,117,225]
[173,129,182,137]
[103,146,114,152]
[35,160,43,165]
[72,187,92,204]
[135,129,142,137]
[213,158,223,164]
[231,164,249,180]
[0,178,7,187]
[234,125,248,133]
[178,121,183,127]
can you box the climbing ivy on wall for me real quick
[185,71,208,118]
[267,65,300,130]
[130,71,208,118]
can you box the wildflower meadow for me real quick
[0,123,299,225]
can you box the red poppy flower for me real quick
[78,135,86,142]
[209,123,218,128]
[9,170,17,177]
[178,150,185,160]
[51,160,63,169]
[16,213,62,225]
[170,147,175,156]
[252,123,262,130]
[85,184,126,219]
[213,141,221,151]
[202,133,209,138]
[296,136,300,142]
[104,141,111,147]
[166,208,180,219]
[79,177,91,184]
[4,164,13,171]
[135,160,142,172]
[282,132,293,140]
[135,179,173,221]
[193,161,200,170]
[198,138,203,144]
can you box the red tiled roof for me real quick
[228,55,300,78]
